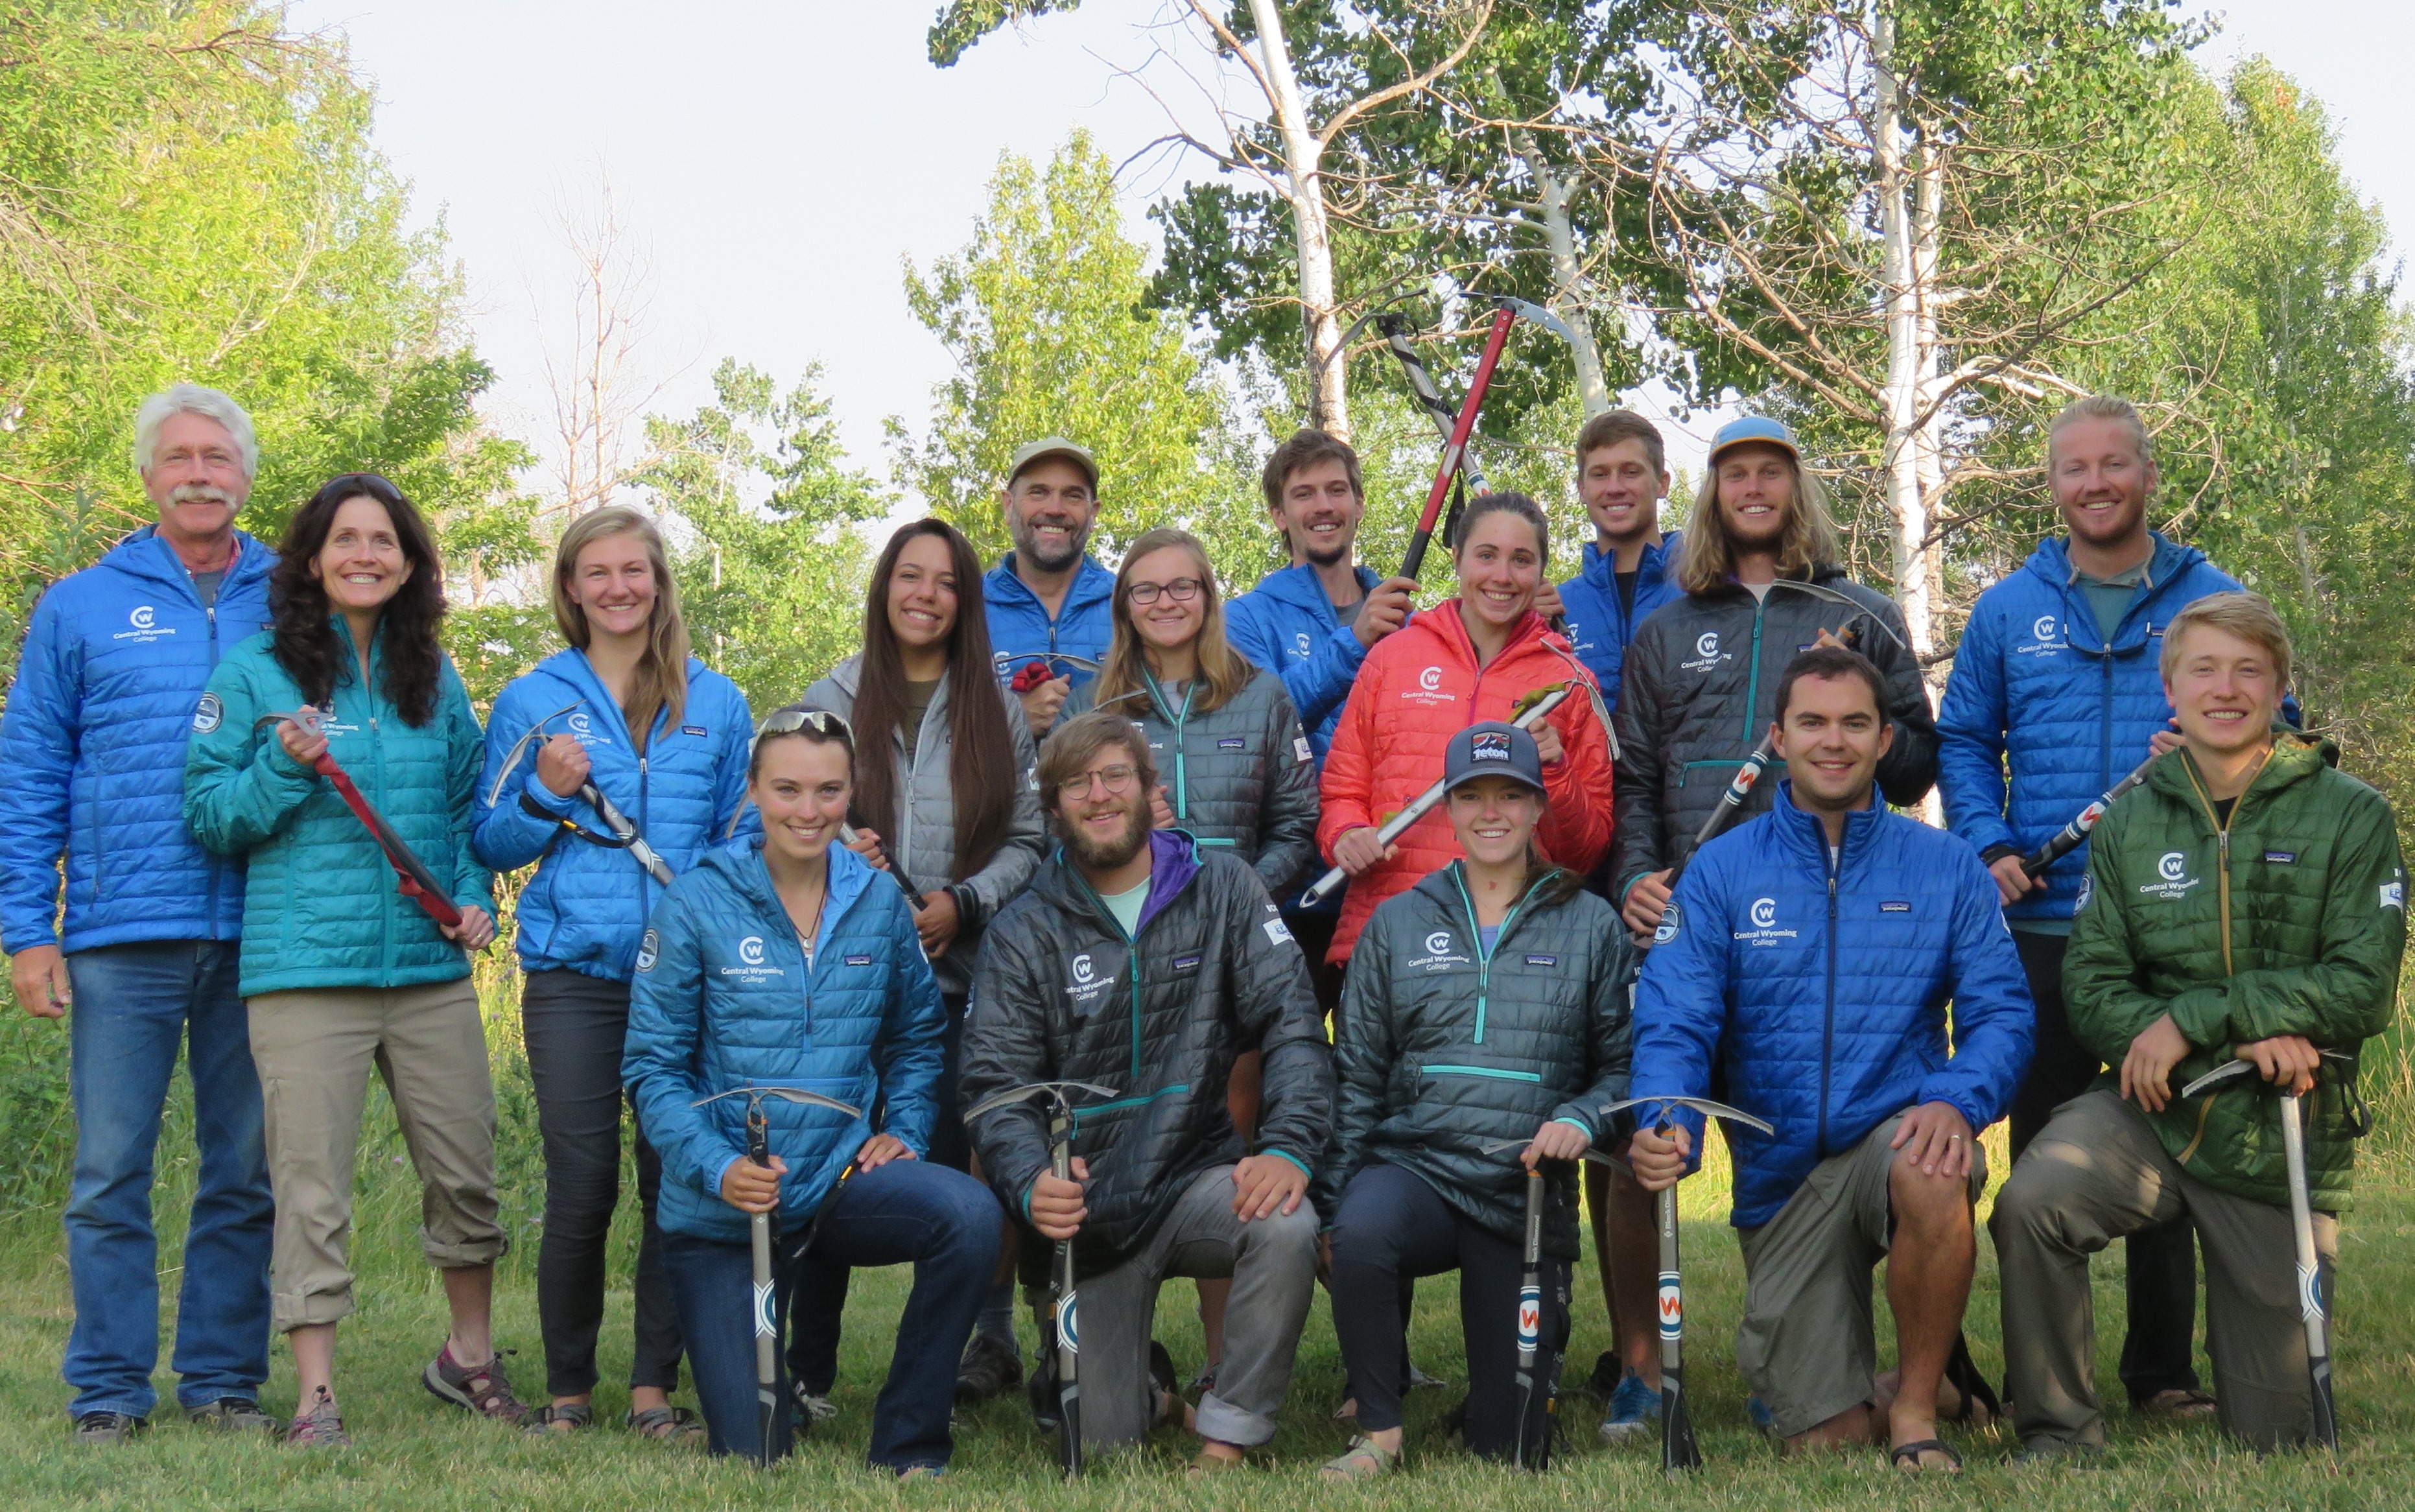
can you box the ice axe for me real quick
[1480,1137,1576,1469]
[484,700,676,886]
[256,709,464,930]
[2182,1048,2364,1451]
[1601,1094,1777,1473]
[689,1084,864,1467]
[2021,750,2162,880]
[965,1079,1120,1476]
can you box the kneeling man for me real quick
[963,709,1334,1469]
[1994,592,2405,1456]
[1628,646,2032,1472]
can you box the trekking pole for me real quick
[1601,1095,1777,1474]
[2182,1050,2360,1451]
[2020,751,2162,880]
[1299,686,1572,907]
[690,1085,864,1467]
[966,1080,1120,1476]
[1398,307,1516,584]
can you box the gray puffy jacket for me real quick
[803,656,1046,995]
[1068,666,1319,895]
[1313,862,1632,1259]
[962,831,1334,1275]
[1611,568,1937,901]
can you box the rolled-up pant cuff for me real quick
[1194,1389,1275,1448]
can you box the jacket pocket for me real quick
[1420,1063,1543,1085]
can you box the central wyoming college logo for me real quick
[1419,666,1443,692]
[1425,930,1453,955]
[1750,897,1779,929]
[739,936,766,965]
[1072,953,1097,984]
[1695,631,1719,659]
[130,604,156,632]
[2033,614,2058,641]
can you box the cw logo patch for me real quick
[568,711,594,737]
[2138,850,2200,901]
[1695,632,1719,659]
[1425,930,1453,955]
[1419,666,1443,692]
[1294,632,1312,656]
[2032,614,2057,641]
[1750,897,1778,929]
[130,604,156,632]
[739,936,766,965]
[1072,953,1097,984]
[2158,851,2186,882]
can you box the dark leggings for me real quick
[523,969,683,1396]
[1328,1161,1566,1461]
[2008,928,2201,1400]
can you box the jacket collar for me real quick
[1040,827,1203,938]
[817,654,956,751]
[1422,597,1557,671]
[106,523,273,597]
[1765,777,1887,871]
[1577,530,1679,592]
[987,553,1116,618]
[2025,532,2209,653]
[2152,729,2335,807]
[705,833,877,956]
[527,646,677,749]
[1253,561,1382,626]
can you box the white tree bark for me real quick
[1516,131,1612,416]
[1243,0,1349,440]
[1871,3,1937,666]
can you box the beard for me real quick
[1012,512,1090,574]
[1059,799,1151,873]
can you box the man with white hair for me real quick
[0,384,281,1443]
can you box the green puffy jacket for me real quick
[2066,731,2406,1211]
[184,623,493,997]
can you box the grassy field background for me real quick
[3,970,2415,1509]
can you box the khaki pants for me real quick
[1992,1089,2336,1453]
[247,978,506,1331]
[1735,1113,1987,1438]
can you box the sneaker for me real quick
[1597,1372,1661,1443]
[790,1380,838,1424]
[71,1410,145,1445]
[1405,1360,1446,1390]
[422,1344,529,1423]
[955,1330,1024,1404]
[187,1397,281,1434]
[285,1389,350,1448]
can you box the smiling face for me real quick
[751,735,854,868]
[568,531,659,642]
[1446,775,1544,869]
[1123,543,1207,658]
[1454,509,1544,635]
[311,493,414,618]
[1052,737,1152,873]
[1714,443,1798,554]
[143,411,251,542]
[1270,456,1363,568]
[1002,457,1097,574]
[1773,671,1892,814]
[886,530,961,656]
[2164,622,2281,762]
[1580,437,1668,549]
[2050,414,2156,556]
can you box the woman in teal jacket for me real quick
[185,473,516,1447]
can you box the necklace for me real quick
[792,881,827,965]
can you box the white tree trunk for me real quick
[1517,133,1612,416]
[1245,0,1350,440]
[1871,4,1933,663]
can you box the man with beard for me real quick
[0,385,280,1443]
[1938,394,2274,1419]
[961,710,1333,1467]
[984,438,1118,739]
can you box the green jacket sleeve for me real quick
[182,655,318,856]
[2064,809,2160,1066]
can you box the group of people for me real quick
[0,381,2399,1479]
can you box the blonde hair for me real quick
[1676,445,1843,595]
[1090,527,1253,717]
[2048,394,2154,469]
[551,507,692,742]
[2160,591,2292,691]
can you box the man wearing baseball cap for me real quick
[984,437,1117,739]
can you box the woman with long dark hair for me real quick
[795,517,1044,1405]
[185,474,515,1446]
[473,505,753,1440]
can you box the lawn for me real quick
[3,1005,2414,1509]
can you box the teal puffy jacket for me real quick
[184,622,494,996]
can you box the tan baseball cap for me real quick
[1006,436,1098,491]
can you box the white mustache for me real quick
[169,483,234,507]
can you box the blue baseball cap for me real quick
[1444,721,1547,796]
[1708,415,1801,465]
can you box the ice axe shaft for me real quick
[2023,751,2162,880]
[256,709,464,931]
[1398,307,1515,584]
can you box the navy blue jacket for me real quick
[1555,532,1682,718]
[1224,561,1382,768]
[1627,784,2034,1228]
[622,838,946,1243]
[983,552,1116,701]
[1937,534,2261,924]
[0,526,276,953]
[473,649,755,980]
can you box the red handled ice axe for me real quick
[257,708,463,931]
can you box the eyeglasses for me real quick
[757,707,853,740]
[1126,578,1203,608]
[1059,764,1140,799]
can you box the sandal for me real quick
[2134,1388,2217,1419]
[523,1402,593,1435]
[625,1404,705,1443]
[1319,1434,1403,1482]
[1889,1438,1963,1474]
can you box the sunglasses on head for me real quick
[755,707,853,742]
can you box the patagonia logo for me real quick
[1173,952,1202,972]
[843,954,873,967]
[1880,901,1911,913]
[1524,953,1557,967]
[682,724,708,737]
[2263,851,2297,864]
[1212,737,1243,752]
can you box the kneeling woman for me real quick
[622,709,1002,1476]
[1311,722,1633,1478]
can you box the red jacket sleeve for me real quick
[1317,668,1382,861]
[1538,683,1614,875]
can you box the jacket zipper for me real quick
[1450,864,1543,1045]
[1819,842,1840,1158]
[1739,593,1769,743]
[204,578,223,924]
[1423,1064,1543,1083]
[2173,750,2272,1161]
[1072,868,1148,1084]
[1148,675,1198,825]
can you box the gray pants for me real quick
[1041,1164,1319,1450]
[1992,1090,2337,1453]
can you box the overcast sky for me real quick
[285,0,2410,497]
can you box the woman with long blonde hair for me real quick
[473,504,757,1441]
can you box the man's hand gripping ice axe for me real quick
[1603,1094,1777,1473]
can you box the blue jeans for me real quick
[665,1157,999,1471]
[64,941,273,1418]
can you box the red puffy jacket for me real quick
[1315,599,1615,962]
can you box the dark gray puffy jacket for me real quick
[1611,569,1937,901]
[962,831,1334,1275]
[1068,667,1319,895]
[1313,862,1632,1260]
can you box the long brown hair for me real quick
[1675,445,1843,595]
[850,519,1015,881]
[552,506,692,744]
[1090,527,1252,718]
[270,473,447,726]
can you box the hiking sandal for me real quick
[2134,1388,2217,1419]
[626,1404,705,1443]
[1889,1438,1963,1475]
[423,1345,529,1424]
[1319,1434,1403,1482]
[523,1402,593,1435]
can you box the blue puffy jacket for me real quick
[622,836,946,1244]
[982,552,1116,700]
[1627,784,2034,1229]
[473,649,755,981]
[0,527,276,954]
[1224,561,1381,769]
[1937,534,2259,925]
[1555,532,1682,718]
